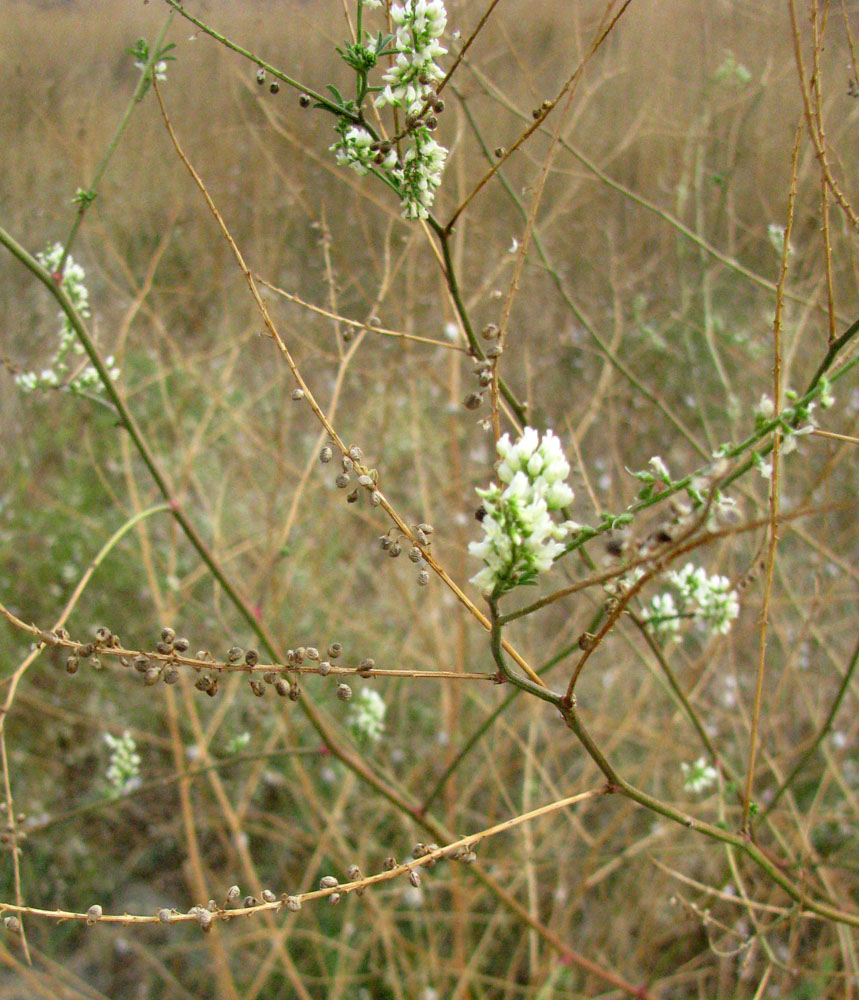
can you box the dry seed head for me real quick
[256,66,266,84]
[195,674,213,692]
[379,535,393,550]
[383,856,398,871]
[306,647,319,660]
[288,682,300,701]
[243,896,258,909]
[481,323,499,340]
[55,627,70,641]
[79,643,94,658]
[408,869,421,887]
[261,889,276,903]
[144,666,161,685]
[226,885,241,902]
[94,626,111,644]
[163,665,180,684]
[65,656,79,675]
[249,678,266,697]
[336,683,352,702]
[415,528,429,546]
[161,627,176,644]
[319,875,339,890]
[357,474,373,487]
[463,392,483,410]
[295,647,306,663]
[418,523,433,535]
[485,344,503,358]
[173,637,190,653]
[408,546,422,563]
[244,649,259,667]
[269,81,280,94]
[195,906,213,928]
[348,445,363,461]
[299,92,311,107]
[370,490,381,507]
[358,658,375,675]
[155,641,173,655]
[227,646,244,663]
[3,916,20,933]
[275,678,290,697]
[291,387,304,400]
[262,670,278,684]
[388,541,402,558]
[285,895,301,911]
[346,488,360,503]
[329,892,341,905]
[91,657,103,671]
[335,473,350,489]
[318,660,331,676]
[346,864,361,880]
[320,445,333,463]
[328,642,343,658]
[158,908,172,923]
[86,904,102,925]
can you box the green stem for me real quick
[162,0,356,120]
[59,13,175,274]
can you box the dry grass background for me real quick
[1,0,858,997]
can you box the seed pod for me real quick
[463,392,483,410]
[479,370,493,387]
[290,387,304,400]
[3,916,20,933]
[336,683,352,702]
[370,491,381,507]
[346,488,359,503]
[163,665,180,685]
[65,656,79,675]
[274,678,290,697]
[158,908,172,923]
[86,904,102,925]
[408,546,422,563]
[328,643,342,659]
[379,535,392,550]
[195,674,213,692]
[173,637,190,653]
[269,81,280,94]
[329,892,341,905]
[288,682,300,701]
[418,523,433,535]
[161,627,176,644]
[227,646,244,663]
[341,456,353,472]
[55,627,70,641]
[249,678,266,697]
[357,474,373,487]
[481,323,499,340]
[78,643,94,658]
[408,869,421,887]
[320,446,333,463]
[388,541,401,558]
[132,654,149,673]
[90,657,102,671]
[319,875,339,890]
[485,344,503,358]
[346,864,361,880]
[144,666,161,685]
[285,895,301,911]
[94,627,111,644]
[256,67,266,84]
[306,647,319,661]
[244,649,259,667]
[196,650,209,661]
[383,856,398,871]
[317,660,331,676]
[494,146,506,157]
[261,889,276,903]
[299,93,311,108]
[156,641,173,655]
[415,528,429,546]
[243,896,258,909]
[348,445,363,462]
[358,658,375,675]
[226,885,241,903]
[417,570,430,586]
[294,647,306,664]
[335,474,350,489]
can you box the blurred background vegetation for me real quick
[1,0,858,997]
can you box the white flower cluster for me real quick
[375,1,447,113]
[330,1,449,220]
[346,687,387,744]
[333,125,397,175]
[469,428,576,597]
[646,562,739,638]
[15,242,119,396]
[670,563,740,635]
[104,730,142,796]
[135,58,168,82]
[681,757,718,795]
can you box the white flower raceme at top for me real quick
[376,1,447,114]
[668,562,740,635]
[681,757,718,795]
[333,125,397,175]
[469,428,576,596]
[397,129,447,219]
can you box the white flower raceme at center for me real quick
[469,428,576,596]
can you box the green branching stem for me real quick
[162,0,356,120]
[761,634,859,820]
[60,13,175,275]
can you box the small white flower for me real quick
[681,757,718,794]
[648,455,671,484]
[346,688,387,744]
[104,730,142,796]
